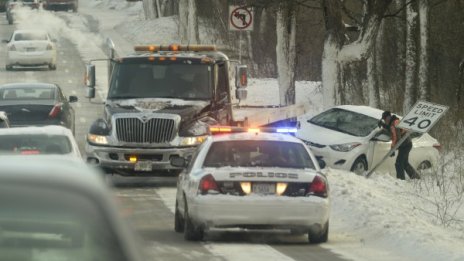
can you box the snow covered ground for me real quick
[12,0,464,260]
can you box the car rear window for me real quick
[0,87,55,100]
[203,140,315,169]
[0,134,72,155]
[14,32,48,41]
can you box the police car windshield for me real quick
[203,140,315,169]
[108,62,212,100]
[309,108,379,137]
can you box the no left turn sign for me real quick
[398,100,449,133]
[229,5,253,31]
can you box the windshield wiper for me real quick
[109,96,140,99]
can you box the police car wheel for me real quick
[308,222,329,244]
[183,199,203,241]
[174,200,184,233]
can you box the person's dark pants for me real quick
[395,142,420,180]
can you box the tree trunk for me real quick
[418,0,429,101]
[276,1,297,106]
[404,1,418,113]
[187,0,199,44]
[178,0,188,42]
[143,0,156,20]
[367,43,380,107]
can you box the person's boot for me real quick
[405,164,421,179]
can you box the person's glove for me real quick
[390,151,395,157]
[378,120,386,129]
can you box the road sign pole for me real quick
[239,30,242,63]
[364,131,413,178]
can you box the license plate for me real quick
[134,161,152,171]
[252,183,275,194]
[26,48,36,52]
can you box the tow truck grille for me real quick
[115,117,176,143]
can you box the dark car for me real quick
[0,0,7,12]
[0,83,77,133]
[0,156,143,261]
[43,0,77,12]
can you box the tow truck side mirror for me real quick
[235,65,248,101]
[235,65,248,88]
[85,64,96,99]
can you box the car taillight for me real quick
[21,150,40,155]
[199,174,220,195]
[46,44,53,50]
[308,175,328,198]
[433,143,442,152]
[9,45,16,51]
[49,103,62,118]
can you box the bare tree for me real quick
[418,0,429,101]
[321,0,393,108]
[178,0,199,44]
[276,1,297,105]
[403,1,418,113]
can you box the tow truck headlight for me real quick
[179,135,207,146]
[87,134,108,145]
[329,142,361,152]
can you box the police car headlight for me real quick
[87,134,108,145]
[329,142,361,152]
[179,136,207,146]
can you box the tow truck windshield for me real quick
[108,61,212,100]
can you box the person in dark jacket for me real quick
[381,111,420,180]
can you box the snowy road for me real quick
[0,10,347,261]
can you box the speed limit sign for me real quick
[398,101,449,133]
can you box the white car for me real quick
[296,105,441,175]
[3,30,57,70]
[0,125,81,159]
[172,127,330,243]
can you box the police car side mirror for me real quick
[170,156,187,168]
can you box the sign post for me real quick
[365,101,449,178]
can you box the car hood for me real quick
[296,121,368,145]
[106,98,210,122]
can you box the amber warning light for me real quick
[134,44,217,52]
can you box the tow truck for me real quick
[84,43,307,175]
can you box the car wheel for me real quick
[308,222,329,244]
[174,200,184,233]
[183,198,203,241]
[351,156,368,175]
[417,161,432,170]
[49,64,57,70]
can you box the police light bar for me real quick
[209,126,297,135]
[134,44,217,53]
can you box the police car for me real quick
[171,126,330,243]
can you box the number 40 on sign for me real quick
[397,101,449,133]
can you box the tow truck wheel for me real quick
[174,200,184,233]
[183,199,203,241]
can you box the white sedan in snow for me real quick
[172,127,330,243]
[296,105,441,175]
[3,29,57,70]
